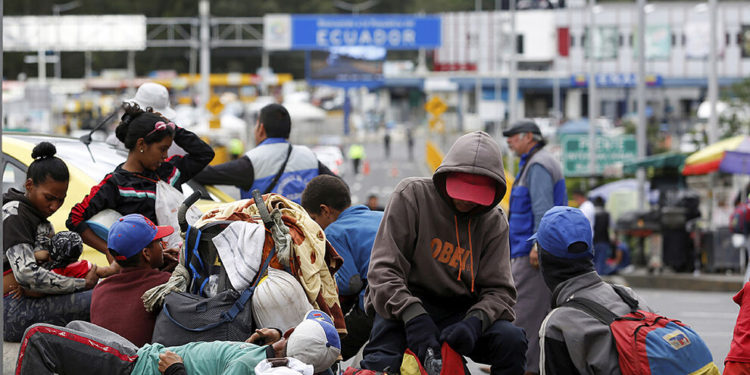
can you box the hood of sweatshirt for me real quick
[3,188,44,220]
[433,131,507,216]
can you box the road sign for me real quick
[560,134,637,176]
[428,117,444,132]
[264,14,442,51]
[425,96,447,117]
[209,118,221,129]
[206,96,224,115]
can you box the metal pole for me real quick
[53,6,61,80]
[37,49,46,83]
[199,0,211,112]
[495,0,503,136]
[707,0,718,144]
[126,51,136,97]
[52,1,80,80]
[509,0,518,125]
[261,49,270,95]
[1,1,5,368]
[84,51,92,79]
[587,0,597,178]
[552,61,560,124]
[636,0,647,211]
[475,0,482,132]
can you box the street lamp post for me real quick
[587,0,598,182]
[199,0,210,114]
[52,1,81,80]
[636,0,647,211]
[333,0,380,137]
[707,0,718,145]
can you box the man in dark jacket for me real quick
[533,206,652,374]
[192,103,334,203]
[361,131,526,375]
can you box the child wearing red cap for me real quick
[90,214,177,346]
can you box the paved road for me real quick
[341,129,429,208]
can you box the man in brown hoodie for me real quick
[361,131,526,374]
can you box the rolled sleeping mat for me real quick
[85,209,123,241]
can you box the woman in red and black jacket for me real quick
[66,103,214,263]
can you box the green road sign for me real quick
[560,134,637,176]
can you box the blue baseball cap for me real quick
[107,214,174,260]
[527,206,593,259]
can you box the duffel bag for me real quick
[152,246,276,346]
[152,287,254,346]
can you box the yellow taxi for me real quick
[2,133,233,266]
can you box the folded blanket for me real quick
[194,194,346,335]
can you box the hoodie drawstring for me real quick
[454,216,476,293]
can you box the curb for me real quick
[603,272,744,293]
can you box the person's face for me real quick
[24,177,68,218]
[144,239,165,268]
[367,197,378,209]
[506,132,533,156]
[452,198,479,213]
[308,205,336,230]
[137,136,173,171]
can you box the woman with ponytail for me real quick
[66,103,214,263]
[3,142,99,341]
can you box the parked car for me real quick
[2,133,233,265]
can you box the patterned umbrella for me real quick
[682,135,750,175]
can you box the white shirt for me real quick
[579,200,596,231]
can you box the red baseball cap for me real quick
[445,172,497,206]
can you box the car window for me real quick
[3,158,26,193]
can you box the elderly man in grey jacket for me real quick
[533,206,651,375]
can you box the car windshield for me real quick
[11,135,127,182]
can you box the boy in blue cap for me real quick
[90,214,177,346]
[533,206,652,374]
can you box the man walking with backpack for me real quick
[534,206,720,375]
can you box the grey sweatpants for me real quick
[511,256,551,374]
[15,321,139,375]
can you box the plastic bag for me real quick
[155,180,202,249]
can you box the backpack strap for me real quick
[611,284,640,313]
[561,297,619,325]
[263,144,293,194]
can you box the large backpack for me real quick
[562,285,719,375]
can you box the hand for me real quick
[97,263,121,278]
[160,247,180,272]
[158,351,183,373]
[83,265,100,290]
[529,246,539,269]
[405,314,441,362]
[247,328,281,345]
[440,316,482,355]
[8,285,24,300]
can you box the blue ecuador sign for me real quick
[290,15,441,50]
